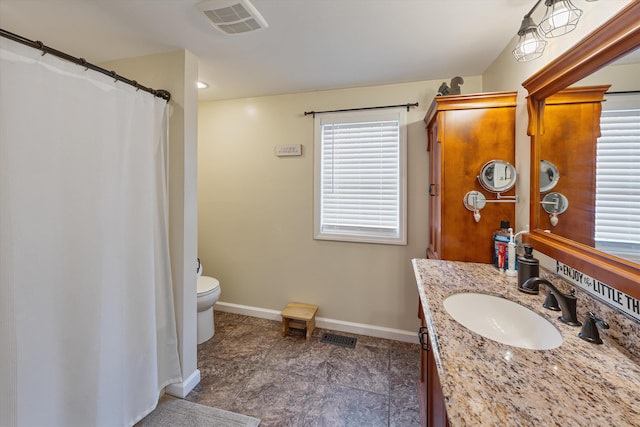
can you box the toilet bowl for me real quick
[197,276,221,344]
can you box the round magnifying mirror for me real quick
[541,192,569,215]
[540,160,560,193]
[478,160,516,193]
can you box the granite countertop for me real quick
[412,258,640,426]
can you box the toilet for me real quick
[196,260,221,344]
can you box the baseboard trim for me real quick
[165,369,201,398]
[215,301,418,344]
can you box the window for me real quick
[595,93,640,261]
[314,109,407,245]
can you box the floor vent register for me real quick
[320,333,357,348]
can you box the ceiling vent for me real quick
[198,0,268,35]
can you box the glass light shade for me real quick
[539,0,583,38]
[513,28,548,62]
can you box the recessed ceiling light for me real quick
[197,81,209,89]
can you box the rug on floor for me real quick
[137,398,260,427]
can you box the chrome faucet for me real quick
[519,277,582,326]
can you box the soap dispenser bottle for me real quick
[517,244,539,289]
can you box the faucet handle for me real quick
[543,290,561,311]
[578,312,610,345]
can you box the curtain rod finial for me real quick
[156,89,171,102]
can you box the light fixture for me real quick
[539,0,583,38]
[197,81,209,89]
[513,14,548,62]
[512,0,589,62]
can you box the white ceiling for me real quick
[0,0,624,101]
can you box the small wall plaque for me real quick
[275,144,302,157]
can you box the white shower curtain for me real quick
[0,37,181,426]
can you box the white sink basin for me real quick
[443,292,563,350]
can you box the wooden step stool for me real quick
[281,302,318,341]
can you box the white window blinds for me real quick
[595,93,640,260]
[314,109,407,244]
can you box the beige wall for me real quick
[198,77,482,332]
[482,1,631,234]
[101,50,200,397]
[580,62,640,91]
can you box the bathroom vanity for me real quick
[413,258,640,426]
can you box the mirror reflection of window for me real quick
[496,163,512,184]
[595,92,640,262]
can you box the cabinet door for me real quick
[439,107,516,263]
[427,122,441,259]
[426,342,448,427]
[418,302,448,427]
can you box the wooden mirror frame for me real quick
[522,1,640,300]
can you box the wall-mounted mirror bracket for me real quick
[495,193,519,202]
[464,191,519,223]
[540,192,569,226]
[463,191,486,222]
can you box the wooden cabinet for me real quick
[537,85,608,247]
[418,301,448,427]
[425,92,517,262]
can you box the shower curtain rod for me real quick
[304,102,419,118]
[0,27,171,102]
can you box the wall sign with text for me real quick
[556,261,640,322]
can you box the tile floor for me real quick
[185,310,421,427]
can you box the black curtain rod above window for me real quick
[0,27,171,102]
[605,90,640,95]
[304,102,419,118]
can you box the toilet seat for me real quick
[197,276,220,296]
